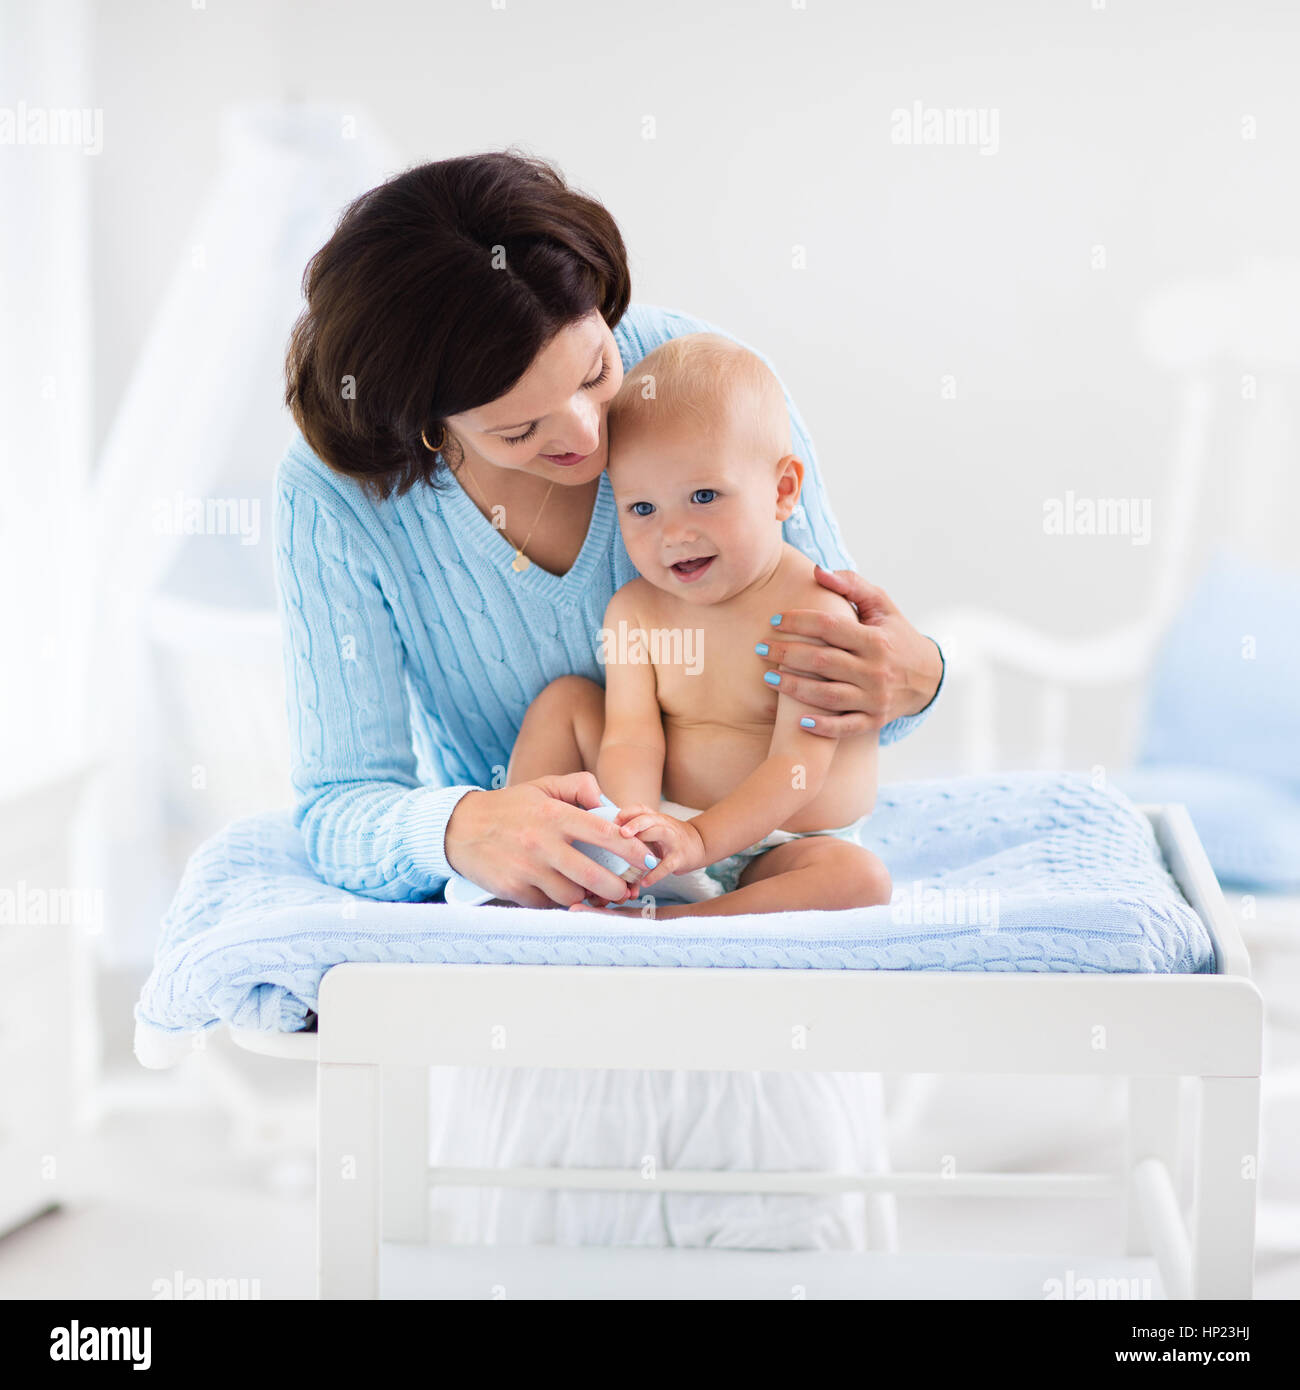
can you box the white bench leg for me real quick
[382,1065,429,1243]
[1191,1076,1259,1299]
[318,1061,381,1299]
[864,1192,899,1253]
[1126,1076,1182,1255]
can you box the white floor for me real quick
[2,949,1299,1301]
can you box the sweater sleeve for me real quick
[274,462,479,900]
[619,303,946,747]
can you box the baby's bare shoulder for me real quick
[777,552,858,633]
[604,576,663,626]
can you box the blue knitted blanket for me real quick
[133,770,1215,1066]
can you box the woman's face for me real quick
[444,310,624,488]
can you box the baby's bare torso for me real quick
[624,547,878,832]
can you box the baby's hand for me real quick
[615,806,707,889]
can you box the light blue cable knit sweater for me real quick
[273,302,946,901]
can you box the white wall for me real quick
[87,0,1300,778]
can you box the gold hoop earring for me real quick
[421,426,445,453]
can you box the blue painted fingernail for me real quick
[755,642,769,656]
[645,854,658,869]
[770,614,782,626]
[800,717,816,728]
[764,671,781,686]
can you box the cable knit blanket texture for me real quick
[133,770,1215,1066]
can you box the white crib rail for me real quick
[922,375,1214,775]
[926,260,1300,776]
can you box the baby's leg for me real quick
[506,675,605,785]
[647,836,892,918]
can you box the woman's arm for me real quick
[618,304,944,745]
[275,466,480,901]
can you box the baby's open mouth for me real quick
[669,555,715,582]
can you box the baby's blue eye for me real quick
[630,501,655,517]
[691,489,717,504]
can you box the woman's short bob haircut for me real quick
[285,149,631,499]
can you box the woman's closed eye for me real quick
[502,359,612,445]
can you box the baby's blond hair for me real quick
[607,332,791,460]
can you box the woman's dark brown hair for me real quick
[285,149,631,498]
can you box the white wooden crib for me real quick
[230,801,1261,1300]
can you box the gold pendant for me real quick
[511,550,530,573]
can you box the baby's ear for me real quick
[774,455,806,520]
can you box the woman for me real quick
[278,150,945,1246]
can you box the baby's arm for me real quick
[623,687,836,888]
[595,588,666,809]
[685,688,835,865]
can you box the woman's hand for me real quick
[756,566,944,739]
[613,805,707,889]
[444,772,659,908]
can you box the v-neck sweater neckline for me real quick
[439,463,616,605]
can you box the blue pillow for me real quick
[1124,546,1300,889]
[1134,546,1300,791]
[1112,763,1300,891]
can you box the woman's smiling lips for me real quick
[541,450,590,466]
[669,555,715,582]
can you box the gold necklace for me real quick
[456,462,557,574]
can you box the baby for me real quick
[559,332,893,917]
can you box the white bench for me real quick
[231,802,1261,1300]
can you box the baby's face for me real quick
[609,412,796,604]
